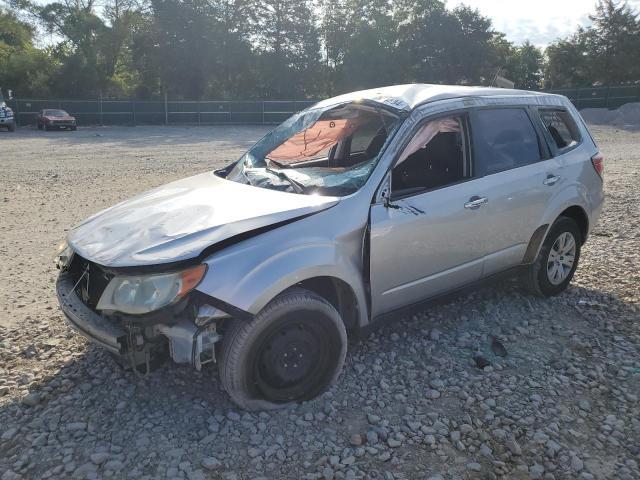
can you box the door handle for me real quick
[543,174,560,186]
[464,196,488,209]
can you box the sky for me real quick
[452,0,640,47]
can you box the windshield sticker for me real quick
[371,96,411,111]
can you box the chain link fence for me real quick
[4,98,317,127]
[5,86,640,127]
[545,85,640,110]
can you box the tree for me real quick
[334,0,400,92]
[252,0,321,98]
[8,0,145,96]
[585,0,640,84]
[502,41,545,90]
[0,8,56,97]
[545,35,591,88]
[319,0,352,70]
[140,0,220,98]
[546,0,640,87]
[394,0,449,83]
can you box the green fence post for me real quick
[164,91,168,125]
[99,93,104,126]
[14,97,20,127]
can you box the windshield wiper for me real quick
[265,167,306,193]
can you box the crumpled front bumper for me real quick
[56,271,127,355]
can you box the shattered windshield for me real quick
[225,102,402,196]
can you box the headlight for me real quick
[96,264,207,315]
[55,241,74,270]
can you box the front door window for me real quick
[392,116,467,196]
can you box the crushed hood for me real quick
[67,172,338,268]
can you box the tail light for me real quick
[591,153,604,179]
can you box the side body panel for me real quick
[524,101,604,261]
[480,157,564,276]
[197,94,603,329]
[369,177,490,314]
[557,102,604,236]
[196,197,371,327]
[367,95,601,319]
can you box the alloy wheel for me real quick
[546,231,577,285]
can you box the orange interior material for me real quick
[267,118,366,164]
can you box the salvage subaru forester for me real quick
[56,84,604,410]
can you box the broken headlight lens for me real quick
[55,241,74,270]
[96,264,207,315]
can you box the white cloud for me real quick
[451,0,640,47]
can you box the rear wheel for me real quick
[219,288,347,410]
[7,123,15,132]
[44,124,51,131]
[522,216,582,297]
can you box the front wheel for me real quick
[7,123,15,132]
[522,216,582,297]
[219,288,347,410]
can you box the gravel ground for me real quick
[0,125,638,480]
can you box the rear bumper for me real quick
[56,271,127,355]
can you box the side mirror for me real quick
[376,172,397,209]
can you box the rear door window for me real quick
[539,109,581,151]
[471,108,541,176]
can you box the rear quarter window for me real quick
[539,109,581,151]
[471,108,541,177]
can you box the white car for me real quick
[0,102,16,132]
[56,84,604,410]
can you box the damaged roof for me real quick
[312,83,552,112]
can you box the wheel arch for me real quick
[524,204,590,264]
[558,205,589,244]
[283,276,360,333]
[197,240,370,331]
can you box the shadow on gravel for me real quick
[1,278,638,478]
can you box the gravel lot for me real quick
[0,125,638,480]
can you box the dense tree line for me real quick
[1,0,638,100]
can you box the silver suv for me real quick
[56,84,604,410]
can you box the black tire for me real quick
[44,124,51,131]
[37,123,43,130]
[7,123,16,132]
[219,288,347,410]
[71,126,77,131]
[522,216,582,297]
